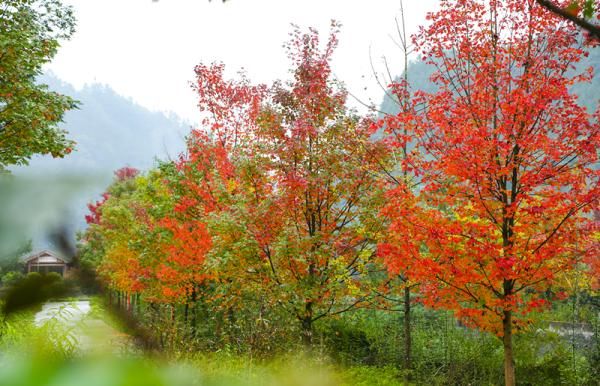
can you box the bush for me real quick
[320,317,377,365]
[1,272,73,315]
[1,271,24,288]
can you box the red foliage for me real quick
[167,22,382,328]
[84,167,139,225]
[114,166,140,181]
[85,192,110,225]
[378,0,599,336]
[144,63,266,303]
[155,217,212,302]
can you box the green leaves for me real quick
[0,0,77,169]
[582,0,596,19]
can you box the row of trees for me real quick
[80,1,599,385]
[81,23,388,346]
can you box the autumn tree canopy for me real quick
[79,24,387,346]
[76,5,599,380]
[178,24,386,344]
[377,0,599,385]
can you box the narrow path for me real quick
[34,299,133,354]
[35,300,91,326]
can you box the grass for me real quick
[0,298,408,385]
[0,304,39,347]
[0,347,409,386]
[187,352,407,386]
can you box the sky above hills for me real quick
[46,0,438,122]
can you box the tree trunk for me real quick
[403,286,412,377]
[301,301,314,346]
[301,317,313,346]
[190,290,197,337]
[503,310,515,386]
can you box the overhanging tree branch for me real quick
[536,0,600,41]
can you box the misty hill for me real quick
[6,74,190,251]
[13,73,188,174]
[380,48,600,115]
[379,60,436,117]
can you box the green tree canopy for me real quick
[0,0,77,171]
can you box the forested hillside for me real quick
[13,73,187,174]
[6,74,188,249]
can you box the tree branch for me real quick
[536,0,600,41]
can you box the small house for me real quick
[22,250,70,277]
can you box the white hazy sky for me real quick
[47,0,439,123]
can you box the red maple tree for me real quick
[174,23,385,344]
[378,1,599,384]
[153,62,266,306]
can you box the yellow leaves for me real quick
[134,175,148,188]
[355,226,367,238]
[357,248,372,263]
[554,264,593,294]
[346,280,360,297]
[42,112,56,121]
[227,179,238,194]
[453,205,483,225]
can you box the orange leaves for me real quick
[167,24,384,321]
[377,0,599,335]
[159,218,211,266]
[565,1,582,16]
[149,214,213,303]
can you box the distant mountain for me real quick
[380,48,600,115]
[379,60,436,117]
[13,73,188,174]
[5,74,190,251]
[569,48,600,113]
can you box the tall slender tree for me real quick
[378,1,599,385]
[179,24,386,344]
